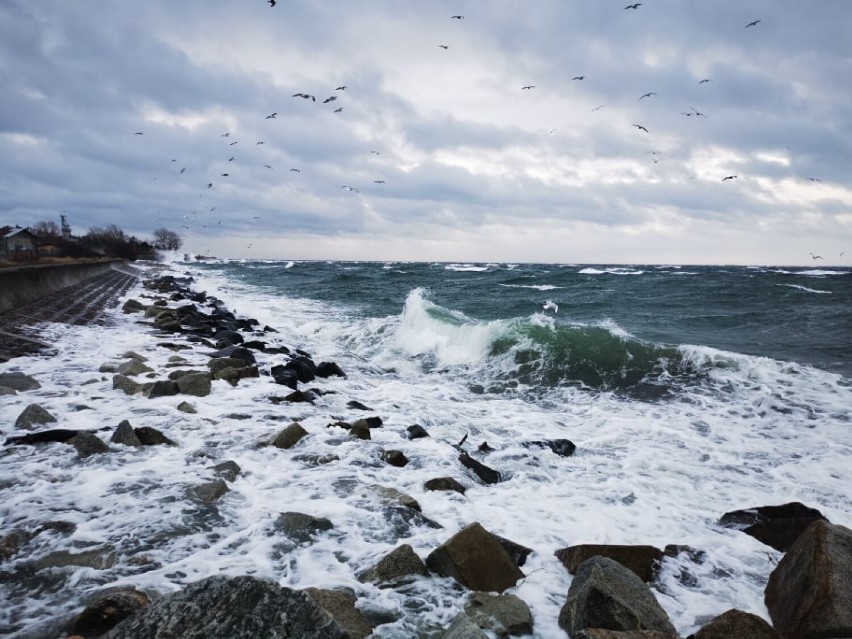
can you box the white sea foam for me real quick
[578,267,645,275]
[2,263,851,638]
[499,284,563,291]
[444,263,489,272]
[778,284,832,294]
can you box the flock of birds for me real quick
[130,3,835,260]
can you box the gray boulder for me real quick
[274,512,334,544]
[212,460,241,482]
[72,431,110,457]
[117,359,154,376]
[555,544,664,582]
[113,374,141,395]
[304,588,374,639]
[135,426,176,446]
[719,502,828,552]
[765,520,852,639]
[689,609,780,639]
[442,614,489,639]
[558,556,677,636]
[271,422,309,449]
[188,479,229,505]
[103,575,348,638]
[575,631,679,639]
[0,372,40,391]
[426,522,524,593]
[15,403,56,430]
[143,380,179,398]
[357,543,429,586]
[463,591,533,638]
[111,420,143,447]
[425,477,467,495]
[175,372,212,397]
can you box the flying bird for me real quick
[229,141,238,146]
[221,173,230,177]
[438,45,449,49]
[292,93,316,101]
[810,253,823,260]
[290,168,300,172]
[373,180,386,184]
[256,141,264,145]
[542,300,558,313]
[221,132,230,137]
[745,19,761,28]
[370,150,381,155]
[807,177,822,182]
[340,185,359,192]
[698,78,712,84]
[134,131,143,135]
[228,156,235,161]
[591,105,604,112]
[268,0,276,6]
[335,85,347,91]
[521,85,536,90]
[334,107,343,112]
[264,164,272,169]
[207,183,213,189]
[721,175,738,181]
[265,112,277,119]
[624,3,641,9]
[572,76,585,81]
[323,96,337,103]
[180,167,186,174]
[450,15,464,19]
[638,92,657,100]
[632,124,649,132]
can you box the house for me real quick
[0,227,38,262]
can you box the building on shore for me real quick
[0,227,38,262]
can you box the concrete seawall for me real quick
[0,260,128,314]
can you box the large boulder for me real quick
[70,587,151,637]
[689,609,780,639]
[765,520,852,639]
[555,544,665,582]
[304,588,374,639]
[357,543,429,586]
[111,420,143,447]
[558,556,677,636]
[271,422,308,449]
[719,502,829,551]
[175,372,212,397]
[102,575,348,638]
[72,431,110,457]
[426,522,524,592]
[0,372,40,391]
[274,512,334,544]
[463,591,533,638]
[14,403,56,430]
[575,631,679,639]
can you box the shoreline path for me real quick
[0,264,141,362]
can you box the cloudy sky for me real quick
[1,0,850,265]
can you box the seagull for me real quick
[340,185,359,192]
[807,177,822,182]
[221,132,230,137]
[591,105,604,112]
[293,93,316,101]
[543,300,558,313]
[572,75,585,81]
[323,96,337,103]
[264,164,273,169]
[228,156,235,161]
[438,45,449,49]
[334,107,343,112]
[810,253,823,260]
[229,141,238,146]
[451,15,464,19]
[335,85,347,91]
[721,175,738,181]
[290,168,300,172]
[207,183,213,189]
[698,78,712,84]
[180,167,186,174]
[624,3,641,9]
[521,85,536,90]
[370,150,381,155]
[690,107,707,117]
[221,173,230,177]
[633,123,649,132]
[745,19,761,28]
[265,112,277,119]
[373,180,386,184]
[256,141,264,145]
[268,0,276,6]
[134,131,144,135]
[639,92,657,100]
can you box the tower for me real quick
[60,214,72,239]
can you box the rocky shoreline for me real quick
[1,267,850,638]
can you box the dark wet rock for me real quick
[176,401,197,414]
[477,442,493,453]
[0,372,41,391]
[102,575,348,639]
[442,614,489,639]
[135,426,177,446]
[112,374,141,395]
[357,543,429,586]
[523,438,577,457]
[274,512,334,543]
[463,591,534,638]
[241,339,268,351]
[425,477,467,495]
[719,501,829,551]
[406,424,430,439]
[555,544,665,582]
[271,422,309,449]
[662,545,707,588]
[72,431,110,457]
[576,631,679,639]
[271,365,299,389]
[426,522,524,593]
[381,449,409,467]
[122,299,146,313]
[347,400,372,410]
[188,479,229,505]
[0,528,34,563]
[5,428,79,446]
[371,485,422,513]
[273,389,316,404]
[208,357,247,375]
[304,588,374,639]
[212,460,241,482]
[0,385,16,396]
[765,520,852,639]
[71,587,152,637]
[354,416,383,429]
[317,361,346,378]
[286,356,317,383]
[350,422,371,440]
[209,346,256,367]
[459,451,502,484]
[143,380,179,398]
[111,420,143,447]
[558,556,677,636]
[34,547,117,570]
[214,329,244,347]
[14,403,57,430]
[688,608,780,639]
[491,533,534,568]
[117,359,154,376]
[175,372,212,397]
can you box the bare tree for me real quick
[31,219,62,241]
[153,227,183,251]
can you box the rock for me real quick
[522,438,577,457]
[347,400,372,411]
[719,502,829,551]
[0,372,41,391]
[426,522,524,592]
[112,374,141,395]
[135,426,177,446]
[176,372,212,397]
[143,380,179,398]
[270,365,299,389]
[381,449,409,467]
[558,556,677,636]
[304,588,373,639]
[14,403,57,430]
[102,575,348,638]
[463,592,533,637]
[117,359,154,376]
[354,416,383,429]
[72,431,110,457]
[357,544,429,586]
[1,528,35,563]
[316,361,346,378]
[34,548,117,570]
[0,385,16,396]
[122,350,148,362]
[765,520,852,639]
[442,614,489,639]
[111,420,143,447]
[70,587,151,637]
[278,389,316,404]
[406,424,430,439]
[490,534,534,568]
[209,346,256,367]
[214,329,244,346]
[555,544,665,582]
[459,451,502,484]
[370,485,422,512]
[689,609,780,639]
[274,512,334,543]
[286,356,317,383]
[271,422,309,449]
[188,479,229,505]
[176,401,197,414]
[575,631,679,639]
[5,429,79,446]
[349,422,371,440]
[122,299,146,313]
[425,477,467,495]
[212,460,241,482]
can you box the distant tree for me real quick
[31,219,62,241]
[153,227,183,251]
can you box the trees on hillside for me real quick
[153,227,183,251]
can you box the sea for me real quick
[1,259,850,638]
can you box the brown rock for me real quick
[719,502,829,552]
[426,522,524,592]
[689,609,780,639]
[555,544,664,582]
[71,587,151,637]
[765,520,852,639]
[271,422,308,449]
[304,588,373,639]
[575,631,678,639]
[357,544,428,586]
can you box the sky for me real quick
[1,0,850,265]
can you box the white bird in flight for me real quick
[543,300,558,313]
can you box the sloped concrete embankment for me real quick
[0,261,127,313]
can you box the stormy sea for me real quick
[2,259,850,638]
